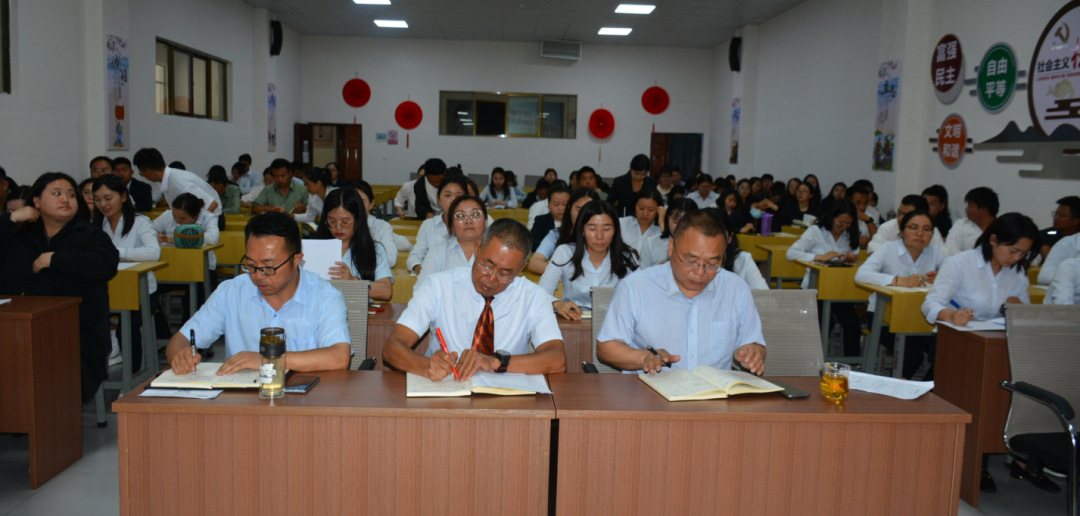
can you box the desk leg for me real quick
[893,335,906,379]
[139,275,155,377]
[120,311,133,393]
[203,254,213,297]
[820,300,832,358]
[865,295,887,375]
[188,283,197,320]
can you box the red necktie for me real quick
[471,297,494,355]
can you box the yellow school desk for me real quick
[391,269,417,304]
[1029,285,1046,304]
[217,231,246,274]
[107,261,169,395]
[224,220,247,232]
[390,224,419,237]
[856,284,934,377]
[781,224,807,235]
[156,244,224,315]
[488,208,529,224]
[756,244,806,288]
[737,232,800,261]
[1028,265,1041,285]
[796,259,871,362]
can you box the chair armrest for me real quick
[581,362,599,374]
[1001,381,1075,420]
[357,358,378,371]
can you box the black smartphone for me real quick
[770,380,811,399]
[284,375,320,394]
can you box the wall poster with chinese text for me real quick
[107,35,129,150]
[873,60,901,171]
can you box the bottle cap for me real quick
[259,327,286,357]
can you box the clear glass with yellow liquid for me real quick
[259,328,286,400]
[820,362,850,400]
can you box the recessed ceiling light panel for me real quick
[374,20,408,28]
[354,0,391,4]
[615,4,655,14]
[598,27,632,36]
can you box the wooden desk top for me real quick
[936,324,1005,343]
[110,262,170,311]
[548,374,970,424]
[756,243,793,253]
[118,261,169,274]
[369,303,590,333]
[0,296,82,320]
[856,283,926,296]
[114,370,555,419]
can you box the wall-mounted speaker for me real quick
[270,20,283,56]
[729,37,742,72]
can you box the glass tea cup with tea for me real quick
[820,362,850,400]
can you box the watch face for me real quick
[495,350,509,359]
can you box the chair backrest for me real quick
[1003,305,1080,444]
[468,174,489,189]
[330,280,370,370]
[524,175,542,188]
[751,289,824,376]
[410,172,418,181]
[590,287,621,373]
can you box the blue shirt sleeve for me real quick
[315,285,352,352]
[537,230,558,259]
[596,279,637,347]
[179,281,232,348]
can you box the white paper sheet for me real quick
[138,389,223,399]
[888,286,931,293]
[117,262,139,270]
[848,371,934,400]
[1031,285,1049,291]
[937,319,1006,332]
[300,239,344,281]
[473,372,552,394]
[0,299,10,305]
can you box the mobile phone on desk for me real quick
[283,375,320,394]
[770,381,810,399]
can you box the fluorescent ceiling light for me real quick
[615,4,655,14]
[354,0,391,4]
[457,111,468,115]
[374,20,408,28]
[598,27,632,36]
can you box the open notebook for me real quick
[150,363,263,390]
[639,366,782,401]
[406,372,552,397]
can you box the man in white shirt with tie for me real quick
[132,147,221,217]
[597,208,766,375]
[945,187,997,256]
[382,219,567,380]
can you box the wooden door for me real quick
[649,133,668,178]
[293,123,313,167]
[340,124,362,181]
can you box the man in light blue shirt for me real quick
[597,208,767,375]
[166,212,352,375]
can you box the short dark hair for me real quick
[922,184,949,207]
[303,167,331,187]
[659,166,673,177]
[238,154,253,164]
[89,156,113,169]
[245,211,302,256]
[899,209,934,230]
[262,168,274,177]
[577,166,596,180]
[424,158,447,177]
[695,173,714,187]
[975,212,1040,272]
[133,148,166,171]
[231,161,246,174]
[480,218,532,259]
[549,179,568,189]
[900,194,929,211]
[761,174,774,181]
[847,185,870,199]
[629,154,650,172]
[673,208,729,241]
[168,161,186,170]
[290,161,305,173]
[1056,196,1080,219]
[207,166,229,186]
[548,184,571,199]
[965,187,999,216]
[113,156,132,168]
[851,179,874,191]
[534,178,551,192]
[172,193,205,218]
[269,158,290,171]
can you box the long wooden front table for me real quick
[550,374,970,516]
[367,303,592,372]
[114,371,554,516]
[0,296,83,489]
[933,325,1009,507]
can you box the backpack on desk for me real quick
[174,224,204,248]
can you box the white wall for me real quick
[300,37,714,185]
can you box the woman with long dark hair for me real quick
[416,195,488,288]
[295,167,336,224]
[79,177,96,220]
[814,182,846,217]
[479,168,517,209]
[777,182,819,228]
[316,188,393,300]
[619,188,664,253]
[640,197,697,268]
[1,172,119,402]
[527,187,600,274]
[540,200,638,320]
[712,208,769,289]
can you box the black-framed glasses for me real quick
[239,253,297,276]
[671,240,722,273]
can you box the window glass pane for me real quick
[192,57,206,117]
[155,42,169,113]
[211,61,223,121]
[507,96,539,136]
[476,101,507,136]
[172,50,191,114]
[440,91,474,135]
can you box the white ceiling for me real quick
[244,0,807,48]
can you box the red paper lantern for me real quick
[641,86,669,115]
[342,79,371,108]
[395,101,423,130]
[589,109,615,139]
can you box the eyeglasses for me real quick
[326,219,354,229]
[834,220,853,230]
[671,241,722,273]
[476,261,516,284]
[453,210,484,221]
[91,168,110,175]
[904,224,933,234]
[239,253,297,276]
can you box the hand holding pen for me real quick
[643,346,679,374]
[949,299,974,326]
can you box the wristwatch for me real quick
[495,350,511,373]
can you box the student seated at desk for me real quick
[523,178,550,213]
[294,167,335,225]
[153,193,221,269]
[867,195,945,254]
[407,173,486,274]
[540,200,639,320]
[714,209,769,290]
[1038,196,1080,261]
[316,189,393,301]
[478,168,518,209]
[719,187,752,234]
[855,209,947,379]
[251,159,310,216]
[241,168,274,208]
[2,172,120,402]
[351,180,411,266]
[529,184,569,250]
[596,209,766,375]
[1048,257,1080,304]
[417,196,488,288]
[527,188,600,275]
[167,212,351,375]
[618,188,663,254]
[922,185,952,238]
[93,175,161,367]
[787,199,862,356]
[207,166,240,215]
[945,187,998,256]
[504,170,528,204]
[1040,231,1080,292]
[922,213,1039,327]
[640,197,697,268]
[382,219,567,381]
[685,173,719,208]
[776,182,817,228]
[847,185,876,246]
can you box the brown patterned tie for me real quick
[471,296,495,355]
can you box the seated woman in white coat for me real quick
[854,209,947,379]
[92,174,161,366]
[416,195,488,288]
[714,208,769,290]
[352,180,412,268]
[539,200,639,321]
[786,199,862,356]
[478,168,518,209]
[639,197,697,268]
[922,213,1039,327]
[618,188,664,254]
[407,174,494,274]
[153,192,221,323]
[316,188,393,301]
[294,167,335,225]
[527,188,600,275]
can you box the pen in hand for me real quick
[435,328,461,381]
[646,346,671,368]
[189,329,197,374]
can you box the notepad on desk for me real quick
[639,366,782,401]
[888,286,931,293]
[406,372,551,397]
[150,363,262,389]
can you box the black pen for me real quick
[646,346,671,368]
[190,329,197,375]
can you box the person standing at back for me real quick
[133,148,222,220]
[89,156,113,180]
[945,187,998,256]
[609,154,656,218]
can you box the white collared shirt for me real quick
[867,218,946,254]
[397,267,564,356]
[153,209,221,269]
[786,225,857,288]
[102,214,161,293]
[241,184,266,203]
[922,249,1030,324]
[597,263,765,373]
[527,198,549,230]
[294,186,335,224]
[1039,233,1080,284]
[160,167,223,217]
[732,251,769,290]
[406,214,494,270]
[416,236,476,288]
[855,240,948,311]
[341,245,393,283]
[539,244,624,309]
[685,191,719,208]
[944,218,983,257]
[619,216,661,253]
[369,217,404,267]
[639,235,669,268]
[395,179,418,217]
[237,171,261,194]
[1049,258,1080,305]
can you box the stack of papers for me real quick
[406,372,552,397]
[937,318,1005,332]
[888,286,931,293]
[848,371,934,400]
[138,389,223,399]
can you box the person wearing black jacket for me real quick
[522,178,550,209]
[112,156,154,212]
[413,158,447,219]
[608,154,657,217]
[0,172,120,402]
[530,184,570,251]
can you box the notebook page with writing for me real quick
[210,369,261,388]
[692,366,782,395]
[151,362,225,389]
[638,369,727,401]
[472,372,551,395]
[406,373,473,397]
